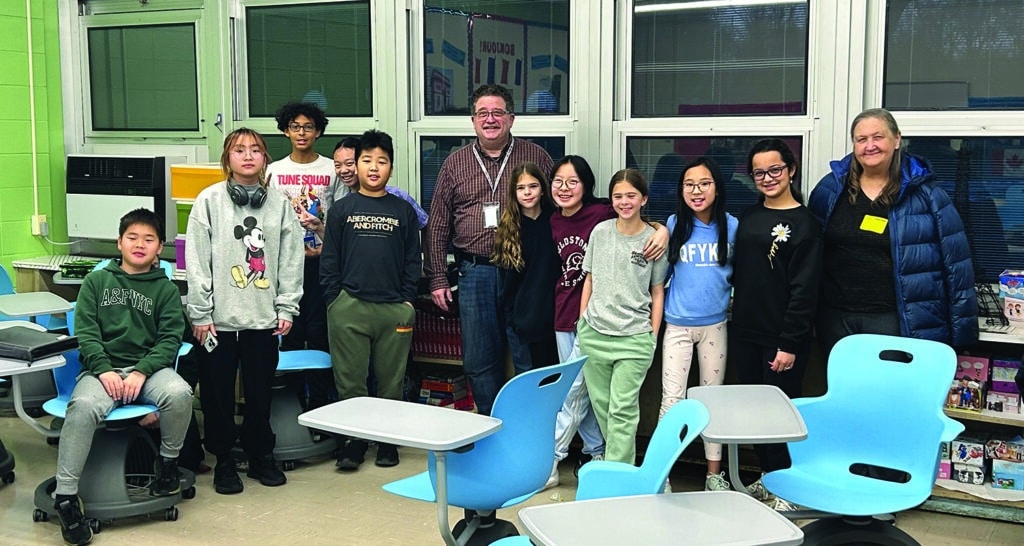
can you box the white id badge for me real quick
[483,202,499,228]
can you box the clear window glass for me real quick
[87,24,198,131]
[884,1,1024,110]
[423,1,570,115]
[419,136,566,211]
[903,137,1024,283]
[631,0,809,117]
[246,2,372,117]
[627,136,803,223]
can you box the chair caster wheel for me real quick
[182,486,197,499]
[2,471,14,484]
[32,508,48,522]
[165,506,179,521]
[88,518,102,533]
[46,436,59,446]
[26,407,45,418]
[282,460,296,471]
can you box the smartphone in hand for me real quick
[203,333,219,353]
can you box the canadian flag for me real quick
[997,148,1024,176]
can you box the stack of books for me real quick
[418,374,473,411]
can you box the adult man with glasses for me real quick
[425,84,554,415]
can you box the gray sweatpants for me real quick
[55,367,193,496]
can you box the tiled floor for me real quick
[1,408,1021,545]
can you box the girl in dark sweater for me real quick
[492,161,561,371]
[730,139,822,505]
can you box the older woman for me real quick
[808,108,978,357]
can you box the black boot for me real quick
[213,456,244,495]
[247,453,286,486]
[375,443,400,467]
[336,439,368,471]
[150,457,182,497]
[54,494,93,546]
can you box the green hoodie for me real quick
[74,260,185,377]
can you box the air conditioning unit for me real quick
[66,155,184,242]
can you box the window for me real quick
[631,0,809,117]
[423,1,570,115]
[419,136,565,211]
[903,137,1024,283]
[87,24,198,131]
[627,136,803,223]
[884,0,1024,110]
[246,2,372,117]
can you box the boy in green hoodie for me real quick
[54,208,191,546]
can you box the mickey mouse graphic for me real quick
[231,216,270,289]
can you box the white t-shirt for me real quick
[266,155,336,251]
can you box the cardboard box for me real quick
[951,433,988,466]
[1000,270,1024,299]
[954,463,985,485]
[1004,296,1024,324]
[956,354,990,383]
[986,391,1021,414]
[986,437,1024,462]
[940,441,950,460]
[937,459,952,480]
[991,359,1021,394]
[991,459,1024,490]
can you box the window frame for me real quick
[79,10,205,140]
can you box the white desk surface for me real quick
[0,291,73,318]
[0,353,66,376]
[519,491,804,546]
[688,384,807,444]
[297,397,501,451]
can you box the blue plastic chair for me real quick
[271,347,334,468]
[761,334,964,545]
[576,398,709,501]
[383,356,586,544]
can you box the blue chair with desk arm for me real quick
[31,308,197,532]
[760,333,964,546]
[0,264,61,413]
[383,356,586,545]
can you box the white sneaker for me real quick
[704,472,732,491]
[542,460,559,491]
[746,478,771,501]
[590,453,604,462]
[662,478,672,494]
[768,496,801,512]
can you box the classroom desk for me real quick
[0,292,73,319]
[298,397,502,546]
[0,322,67,437]
[518,490,804,546]
[688,385,807,497]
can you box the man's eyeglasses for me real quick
[683,181,714,193]
[474,109,509,120]
[552,177,581,189]
[750,165,786,181]
[288,123,316,133]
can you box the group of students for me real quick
[51,87,979,545]
[490,105,978,509]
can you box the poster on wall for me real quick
[423,8,568,115]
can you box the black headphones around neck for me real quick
[226,179,267,209]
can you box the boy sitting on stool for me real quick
[54,208,192,546]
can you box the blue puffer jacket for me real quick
[808,153,978,347]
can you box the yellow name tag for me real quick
[860,215,888,234]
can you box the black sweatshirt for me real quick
[731,204,823,353]
[320,192,422,305]
[500,208,561,342]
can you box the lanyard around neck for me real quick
[472,137,515,199]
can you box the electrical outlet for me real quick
[31,214,46,236]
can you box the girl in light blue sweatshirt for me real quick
[661,156,737,491]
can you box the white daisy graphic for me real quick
[771,223,791,243]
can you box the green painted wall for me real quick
[0,0,65,289]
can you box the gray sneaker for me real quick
[768,496,802,512]
[746,477,771,501]
[704,472,732,491]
